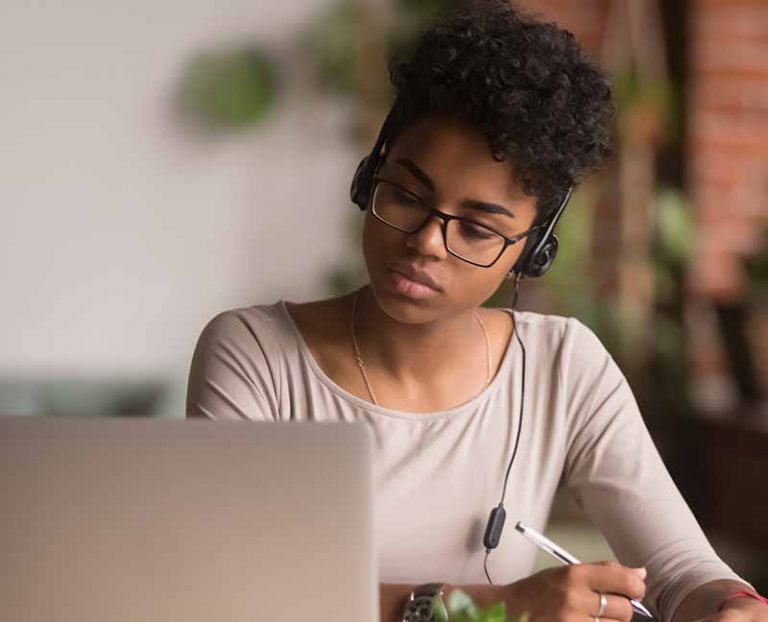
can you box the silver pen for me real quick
[515,521,653,618]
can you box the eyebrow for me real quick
[395,157,516,219]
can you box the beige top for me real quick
[186,300,749,621]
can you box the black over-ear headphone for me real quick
[350,108,574,279]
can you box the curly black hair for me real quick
[387,0,615,219]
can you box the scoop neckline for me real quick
[278,299,519,421]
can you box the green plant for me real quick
[300,0,364,97]
[174,46,278,131]
[432,588,528,622]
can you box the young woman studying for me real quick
[186,2,767,621]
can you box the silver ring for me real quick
[597,592,608,618]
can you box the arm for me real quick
[560,319,750,622]
[672,580,766,622]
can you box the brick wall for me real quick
[688,0,767,302]
[687,0,767,406]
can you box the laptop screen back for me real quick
[0,417,377,622]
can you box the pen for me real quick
[515,521,653,618]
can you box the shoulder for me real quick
[497,309,613,371]
[194,294,352,358]
[193,300,293,361]
[188,301,293,420]
[505,312,630,426]
[497,308,599,346]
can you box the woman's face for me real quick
[362,113,539,324]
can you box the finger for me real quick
[593,560,645,576]
[579,564,646,601]
[594,560,646,581]
[578,591,634,622]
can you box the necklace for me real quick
[349,288,492,407]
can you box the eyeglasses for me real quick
[369,176,545,268]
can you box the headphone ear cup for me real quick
[511,228,542,277]
[511,232,560,279]
[350,156,372,210]
[510,187,573,279]
[525,236,559,279]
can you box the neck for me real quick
[352,285,486,385]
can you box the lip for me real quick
[386,262,443,292]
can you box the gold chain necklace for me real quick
[349,288,492,406]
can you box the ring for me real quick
[594,618,600,622]
[597,592,608,618]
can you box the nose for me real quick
[405,213,447,259]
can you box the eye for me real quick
[458,220,495,240]
[392,187,424,207]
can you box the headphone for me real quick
[350,107,575,280]
[351,107,575,584]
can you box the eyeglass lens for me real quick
[371,179,507,266]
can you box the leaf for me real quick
[447,589,480,621]
[477,601,507,622]
[175,47,278,131]
[444,589,531,622]
[432,595,449,622]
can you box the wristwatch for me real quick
[400,582,448,622]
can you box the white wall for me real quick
[0,0,361,385]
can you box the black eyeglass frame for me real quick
[369,175,547,268]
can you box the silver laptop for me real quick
[0,416,378,622]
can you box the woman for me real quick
[186,2,766,622]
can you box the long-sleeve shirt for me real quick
[186,299,750,621]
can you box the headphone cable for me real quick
[483,273,526,585]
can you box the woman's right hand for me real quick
[503,561,647,622]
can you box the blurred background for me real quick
[1,0,765,595]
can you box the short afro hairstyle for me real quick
[387,0,615,220]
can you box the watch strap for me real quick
[413,583,446,599]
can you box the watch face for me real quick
[403,595,437,622]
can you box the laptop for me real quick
[0,416,378,622]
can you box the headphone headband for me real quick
[539,186,573,243]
